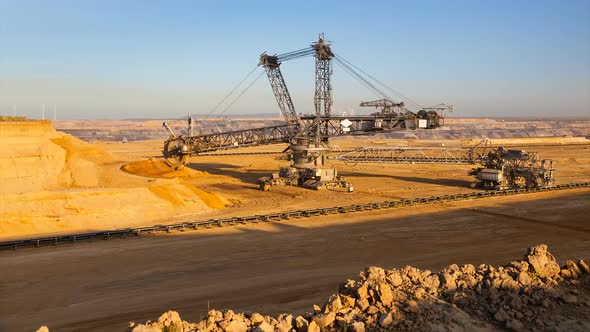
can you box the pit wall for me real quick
[0,121,106,194]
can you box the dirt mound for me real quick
[121,158,206,178]
[122,244,589,332]
[0,120,113,193]
[0,121,227,239]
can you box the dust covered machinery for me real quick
[162,35,451,191]
[469,147,555,190]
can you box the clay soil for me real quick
[1,136,589,331]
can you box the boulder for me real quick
[252,321,274,332]
[441,272,457,291]
[307,321,321,332]
[312,312,336,329]
[578,259,590,274]
[365,266,386,281]
[324,294,342,313]
[525,244,560,278]
[131,325,161,332]
[250,313,265,324]
[387,271,403,287]
[223,310,235,321]
[422,274,440,292]
[356,297,370,311]
[565,260,582,278]
[276,314,294,332]
[223,320,248,332]
[378,312,394,327]
[349,321,365,332]
[377,282,394,307]
[156,311,182,332]
[294,316,309,332]
[517,271,532,286]
[340,294,355,308]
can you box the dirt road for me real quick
[1,189,589,331]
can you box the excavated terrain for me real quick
[36,245,590,331]
[1,118,589,331]
[0,121,226,239]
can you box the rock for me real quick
[501,277,520,290]
[494,308,509,322]
[250,313,265,324]
[525,244,560,278]
[413,287,426,300]
[565,260,582,278]
[377,282,393,307]
[506,319,525,331]
[276,314,293,332]
[356,297,370,311]
[294,316,309,332]
[441,272,457,291]
[378,312,394,327]
[307,321,321,332]
[223,320,248,332]
[578,259,590,274]
[340,294,355,308]
[510,261,530,273]
[460,264,476,275]
[252,321,274,332]
[387,271,403,287]
[356,283,368,299]
[365,266,386,281]
[156,311,182,332]
[209,309,224,322]
[405,300,420,314]
[324,294,342,313]
[131,325,161,332]
[223,310,235,321]
[366,305,379,315]
[402,266,422,282]
[422,274,440,292]
[349,321,366,332]
[312,304,322,313]
[517,271,532,286]
[35,327,50,332]
[313,312,336,328]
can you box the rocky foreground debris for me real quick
[38,244,590,332]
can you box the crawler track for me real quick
[1,182,589,251]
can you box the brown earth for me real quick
[0,120,589,331]
[126,245,590,332]
[1,189,589,331]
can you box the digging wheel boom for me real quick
[163,136,189,169]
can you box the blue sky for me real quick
[0,0,589,119]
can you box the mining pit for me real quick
[0,119,589,331]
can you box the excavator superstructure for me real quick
[162,35,451,191]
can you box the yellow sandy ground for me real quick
[0,121,226,240]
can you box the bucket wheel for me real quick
[163,136,189,170]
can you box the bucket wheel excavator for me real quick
[162,34,452,191]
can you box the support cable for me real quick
[334,54,423,110]
[204,65,260,119]
[216,70,265,118]
[334,57,395,103]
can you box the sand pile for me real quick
[0,120,113,193]
[119,244,589,332]
[0,121,226,239]
[121,158,206,178]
